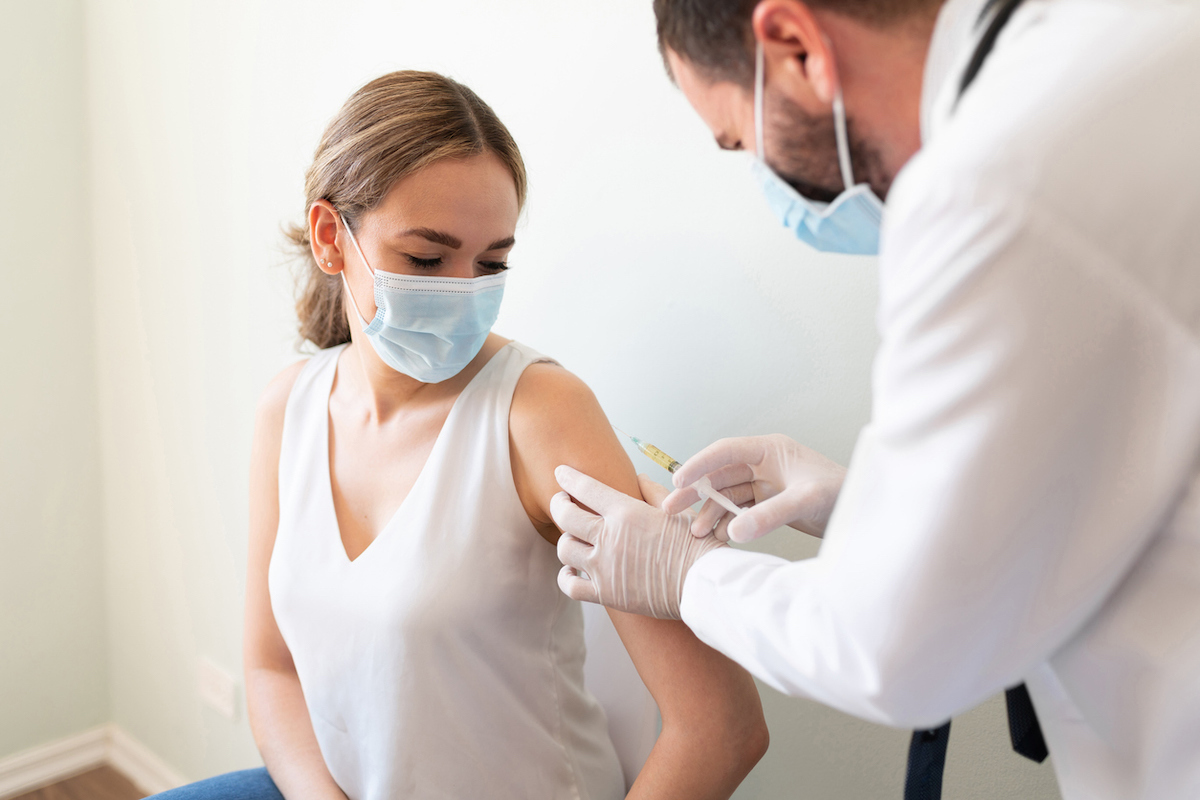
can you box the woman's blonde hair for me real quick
[286,70,528,349]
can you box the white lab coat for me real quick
[679,1,1200,798]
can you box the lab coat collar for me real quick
[921,0,993,142]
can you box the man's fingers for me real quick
[720,482,757,507]
[691,498,729,537]
[726,493,804,543]
[666,465,755,514]
[712,512,734,543]
[549,491,601,544]
[556,532,593,569]
[555,465,629,516]
[637,473,671,509]
[557,565,600,604]
[672,437,769,488]
[699,463,756,493]
[662,485,701,515]
[685,482,755,536]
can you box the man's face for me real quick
[666,47,880,202]
[667,48,758,157]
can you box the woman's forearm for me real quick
[245,667,349,800]
[627,719,768,800]
[624,637,769,800]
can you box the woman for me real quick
[152,71,766,800]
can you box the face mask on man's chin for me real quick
[752,41,885,255]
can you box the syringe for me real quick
[615,428,745,518]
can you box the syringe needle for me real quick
[615,425,745,517]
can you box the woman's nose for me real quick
[445,258,480,279]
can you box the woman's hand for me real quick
[637,473,672,509]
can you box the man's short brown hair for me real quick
[654,0,944,85]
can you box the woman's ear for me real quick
[309,199,344,275]
[752,0,840,106]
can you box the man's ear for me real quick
[752,0,839,105]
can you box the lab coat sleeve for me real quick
[680,162,1200,728]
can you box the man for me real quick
[550,1,1200,798]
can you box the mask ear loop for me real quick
[832,88,856,192]
[336,212,374,328]
[821,32,857,193]
[757,39,855,193]
[754,42,767,160]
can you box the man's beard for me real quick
[764,89,892,202]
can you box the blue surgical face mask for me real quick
[752,42,884,255]
[338,214,505,383]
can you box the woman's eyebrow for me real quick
[396,228,515,251]
[399,227,462,249]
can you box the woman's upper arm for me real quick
[510,362,638,537]
[244,360,307,676]
[509,363,766,739]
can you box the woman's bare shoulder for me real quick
[510,356,637,490]
[511,359,596,410]
[510,361,604,442]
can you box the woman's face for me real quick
[339,152,520,322]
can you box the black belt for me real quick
[904,1,1049,797]
[904,686,1048,800]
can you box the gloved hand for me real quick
[551,466,726,620]
[662,434,847,543]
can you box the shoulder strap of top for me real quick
[449,340,558,423]
[278,345,345,505]
[406,340,564,531]
[440,340,561,451]
[484,341,560,404]
[503,340,559,372]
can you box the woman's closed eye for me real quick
[405,254,443,269]
[402,254,509,273]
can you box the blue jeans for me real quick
[144,768,284,799]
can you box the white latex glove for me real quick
[662,434,847,543]
[551,466,726,620]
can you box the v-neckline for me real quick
[323,343,510,565]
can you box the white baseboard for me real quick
[0,727,108,799]
[107,725,187,796]
[0,725,186,799]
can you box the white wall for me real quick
[70,0,1062,797]
[0,0,109,758]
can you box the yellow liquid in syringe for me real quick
[616,426,747,519]
[631,438,682,474]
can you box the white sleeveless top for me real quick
[269,342,625,800]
